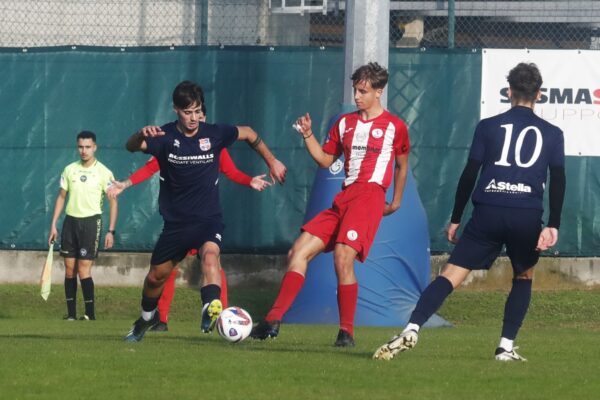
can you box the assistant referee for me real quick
[49,131,118,321]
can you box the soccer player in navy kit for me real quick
[374,63,566,361]
[123,81,286,342]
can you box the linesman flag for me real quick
[40,242,54,301]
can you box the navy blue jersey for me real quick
[470,106,564,210]
[145,121,238,222]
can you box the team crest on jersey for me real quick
[80,175,87,182]
[199,138,211,151]
[371,128,384,139]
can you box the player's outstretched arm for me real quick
[249,175,272,191]
[107,179,132,199]
[383,153,409,216]
[237,126,287,184]
[48,189,67,245]
[126,126,164,152]
[294,113,335,168]
[219,148,271,191]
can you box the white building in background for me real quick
[0,0,310,48]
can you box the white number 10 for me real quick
[495,124,542,168]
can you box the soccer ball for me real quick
[216,307,253,343]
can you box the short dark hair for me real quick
[77,130,96,143]
[507,63,543,103]
[351,62,389,89]
[172,80,205,110]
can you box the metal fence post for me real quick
[448,0,455,49]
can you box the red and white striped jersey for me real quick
[322,110,410,189]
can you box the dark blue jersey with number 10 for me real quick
[470,106,565,210]
[145,121,238,222]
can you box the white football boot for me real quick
[373,330,419,360]
[494,346,527,362]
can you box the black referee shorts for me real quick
[60,214,102,260]
[150,218,225,266]
[448,204,543,275]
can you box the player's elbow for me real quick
[316,155,335,169]
[317,159,332,168]
[125,142,137,152]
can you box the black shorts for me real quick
[448,205,543,275]
[60,215,102,260]
[150,218,225,265]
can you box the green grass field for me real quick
[1,284,599,400]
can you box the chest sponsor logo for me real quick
[356,130,368,141]
[371,128,384,139]
[168,153,214,165]
[199,138,211,151]
[485,179,532,193]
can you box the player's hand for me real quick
[294,113,313,137]
[107,180,127,199]
[536,227,558,251]
[268,158,287,185]
[447,223,460,244]
[104,232,114,249]
[48,227,58,246]
[383,201,400,216]
[139,125,164,137]
[250,174,272,192]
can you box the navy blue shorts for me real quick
[448,205,543,275]
[150,218,224,265]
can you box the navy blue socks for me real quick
[409,276,454,327]
[501,279,532,340]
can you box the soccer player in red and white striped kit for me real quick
[251,62,410,346]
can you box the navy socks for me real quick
[409,276,454,327]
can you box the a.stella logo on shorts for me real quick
[485,179,532,193]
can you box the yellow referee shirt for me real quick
[60,160,114,218]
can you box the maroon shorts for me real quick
[302,183,386,262]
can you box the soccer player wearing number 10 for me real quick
[373,63,566,361]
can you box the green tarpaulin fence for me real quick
[0,47,593,255]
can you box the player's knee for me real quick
[515,272,533,280]
[200,250,219,270]
[146,271,168,288]
[333,250,354,269]
[287,245,304,264]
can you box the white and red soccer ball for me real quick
[216,307,253,343]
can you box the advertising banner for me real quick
[482,49,600,156]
